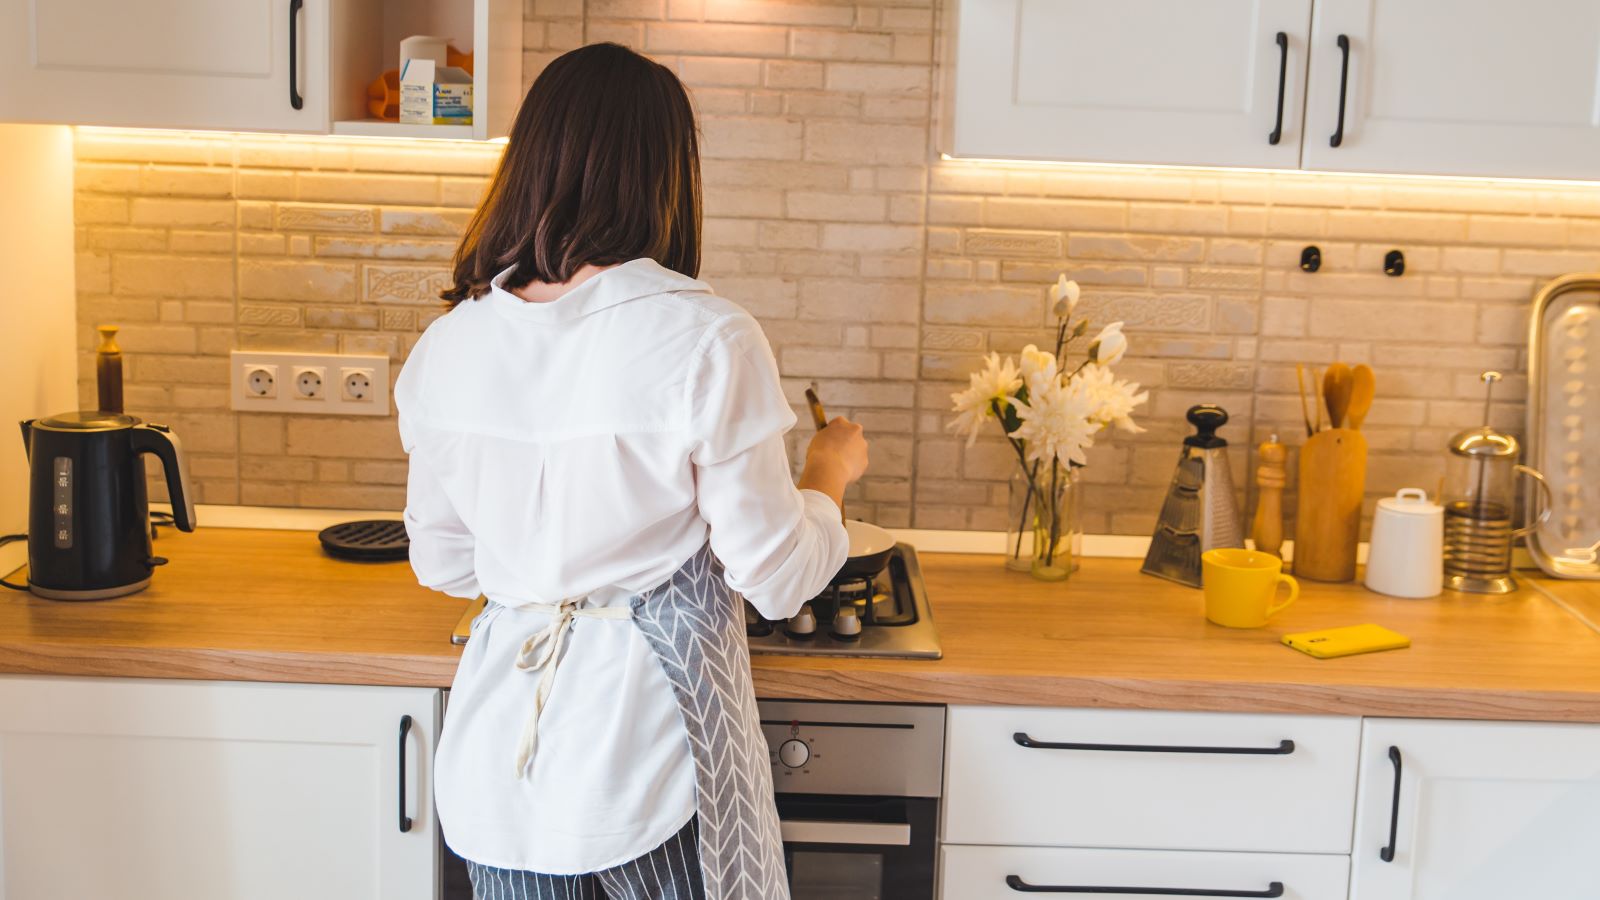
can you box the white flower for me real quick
[1050,275,1081,320]
[1077,363,1149,434]
[1012,375,1098,468]
[947,352,1022,445]
[1017,344,1058,395]
[1089,321,1128,366]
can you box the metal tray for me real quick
[1527,274,1600,579]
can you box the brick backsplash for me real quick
[71,0,1600,536]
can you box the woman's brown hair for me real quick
[442,43,701,305]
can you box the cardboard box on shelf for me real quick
[399,59,473,127]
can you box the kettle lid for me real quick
[34,410,140,432]
[1183,404,1229,449]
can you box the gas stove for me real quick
[745,543,941,659]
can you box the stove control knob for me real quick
[831,606,862,641]
[785,603,817,640]
[778,738,811,769]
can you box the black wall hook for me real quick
[1299,245,1322,272]
[1384,249,1405,276]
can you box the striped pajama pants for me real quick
[465,817,707,900]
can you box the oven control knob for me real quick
[778,738,810,769]
[784,603,817,640]
[830,606,862,641]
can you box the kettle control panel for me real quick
[52,457,72,549]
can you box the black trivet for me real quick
[318,519,409,562]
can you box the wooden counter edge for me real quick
[5,641,1600,724]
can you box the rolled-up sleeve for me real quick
[688,314,849,621]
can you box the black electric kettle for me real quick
[18,411,196,600]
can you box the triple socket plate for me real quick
[229,351,392,417]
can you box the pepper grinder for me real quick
[1252,435,1286,557]
[95,324,124,414]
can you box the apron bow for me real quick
[511,597,631,777]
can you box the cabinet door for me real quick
[948,0,1313,168]
[0,676,440,900]
[1304,0,1600,179]
[1350,718,1600,900]
[0,0,327,133]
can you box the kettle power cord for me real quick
[0,534,28,591]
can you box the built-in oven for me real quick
[760,700,946,900]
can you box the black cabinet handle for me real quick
[1014,733,1295,756]
[1329,34,1350,147]
[1007,875,1284,897]
[288,0,304,110]
[1380,745,1402,862]
[1268,32,1289,145]
[398,714,414,833]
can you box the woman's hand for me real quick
[798,417,868,509]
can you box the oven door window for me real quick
[778,795,937,900]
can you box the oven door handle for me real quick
[780,819,912,847]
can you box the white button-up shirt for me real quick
[396,258,848,874]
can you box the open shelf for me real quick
[331,119,477,140]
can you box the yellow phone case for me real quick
[1282,624,1411,659]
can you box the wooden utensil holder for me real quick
[1294,428,1367,582]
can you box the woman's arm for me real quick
[402,443,481,599]
[689,315,861,621]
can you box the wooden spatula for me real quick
[1323,363,1353,429]
[1347,364,1375,430]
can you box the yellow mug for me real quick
[1202,548,1299,628]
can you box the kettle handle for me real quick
[1511,464,1552,540]
[130,424,197,532]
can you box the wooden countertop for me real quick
[3,528,1599,721]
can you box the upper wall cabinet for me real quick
[0,0,329,133]
[1302,0,1600,179]
[0,0,521,140]
[947,0,1600,181]
[948,0,1314,169]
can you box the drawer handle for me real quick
[1267,31,1288,145]
[1006,875,1284,897]
[398,714,413,833]
[1013,733,1295,756]
[1329,34,1350,147]
[1380,745,1402,862]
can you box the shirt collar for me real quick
[486,258,711,323]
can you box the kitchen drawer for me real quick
[944,706,1359,853]
[940,845,1350,900]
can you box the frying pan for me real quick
[805,384,896,582]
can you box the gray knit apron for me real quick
[630,543,790,900]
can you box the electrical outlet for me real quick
[231,352,390,416]
[292,366,326,400]
[243,364,278,399]
[341,367,375,402]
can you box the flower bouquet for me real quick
[949,275,1148,580]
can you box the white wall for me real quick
[0,124,77,575]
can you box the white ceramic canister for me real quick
[1364,488,1444,598]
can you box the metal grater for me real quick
[1142,405,1245,588]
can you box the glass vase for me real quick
[1005,463,1082,581]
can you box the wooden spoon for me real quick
[1323,363,1352,429]
[1346,364,1375,430]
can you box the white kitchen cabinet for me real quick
[0,0,329,133]
[947,0,1314,168]
[0,676,441,900]
[1349,718,1600,900]
[942,845,1350,900]
[944,706,1361,854]
[1303,0,1600,180]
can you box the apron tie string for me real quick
[511,598,631,778]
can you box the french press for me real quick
[1442,372,1552,594]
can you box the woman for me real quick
[396,43,867,900]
